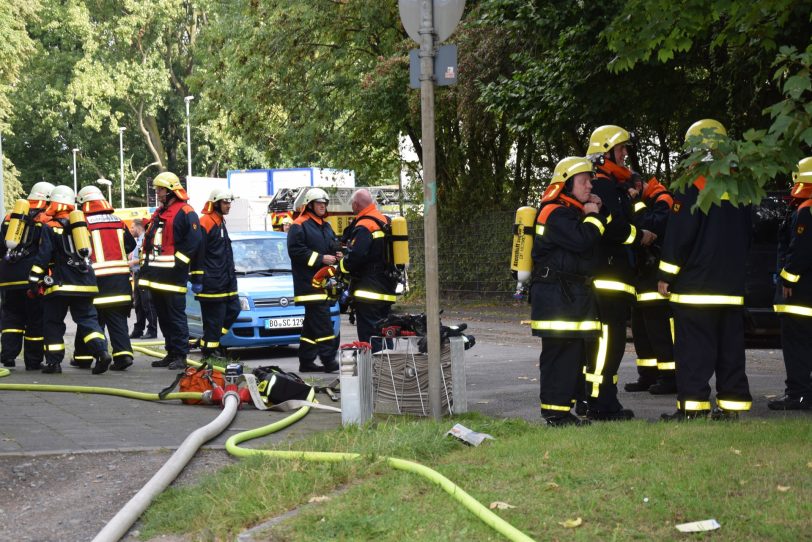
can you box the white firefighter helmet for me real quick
[76,185,106,204]
[209,187,235,203]
[304,188,330,205]
[49,185,76,206]
[28,182,55,202]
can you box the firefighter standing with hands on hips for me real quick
[770,156,812,410]
[190,188,240,360]
[70,186,137,371]
[584,125,656,421]
[0,182,54,370]
[287,188,341,373]
[138,172,201,370]
[339,188,398,350]
[529,157,608,426]
[28,185,112,374]
[658,119,752,420]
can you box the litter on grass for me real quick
[446,423,494,447]
[675,519,721,533]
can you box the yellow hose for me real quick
[0,382,201,402]
[131,345,224,373]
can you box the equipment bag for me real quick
[253,365,314,405]
[160,363,225,405]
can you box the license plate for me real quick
[264,316,304,329]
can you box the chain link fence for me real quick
[406,210,516,300]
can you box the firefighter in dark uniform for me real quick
[658,119,752,420]
[584,125,656,420]
[191,188,240,359]
[287,188,341,373]
[770,157,812,410]
[70,186,137,371]
[531,157,608,426]
[138,172,201,370]
[0,182,53,370]
[339,188,398,350]
[28,185,112,374]
[626,177,677,394]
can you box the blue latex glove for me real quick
[191,282,203,294]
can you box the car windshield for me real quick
[232,238,291,274]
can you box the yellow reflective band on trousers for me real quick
[717,399,752,411]
[196,291,238,299]
[83,332,105,344]
[669,294,744,305]
[582,216,605,234]
[540,403,571,412]
[530,320,602,332]
[46,344,65,352]
[0,280,28,288]
[659,260,680,275]
[315,335,336,342]
[294,293,328,302]
[636,358,658,367]
[623,225,637,245]
[308,251,319,267]
[535,224,545,236]
[657,361,676,370]
[300,337,316,344]
[3,329,24,334]
[24,336,44,341]
[201,340,220,348]
[774,304,812,317]
[593,279,636,296]
[93,294,132,306]
[779,268,800,283]
[678,400,711,411]
[637,291,667,302]
[74,355,93,361]
[44,284,99,295]
[588,324,609,397]
[113,351,134,357]
[139,280,187,294]
[354,290,397,302]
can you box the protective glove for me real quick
[191,282,203,294]
[26,281,41,299]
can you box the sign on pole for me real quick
[399,0,465,44]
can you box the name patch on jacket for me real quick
[86,214,123,224]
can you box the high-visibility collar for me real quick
[596,160,633,183]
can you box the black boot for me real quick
[151,354,172,367]
[167,355,187,370]
[110,355,134,371]
[92,352,112,374]
[767,394,811,411]
[710,407,740,421]
[624,379,655,392]
[648,377,677,395]
[543,412,591,427]
[586,408,635,421]
[660,409,708,421]
[2,359,16,368]
[41,363,62,374]
[129,330,144,339]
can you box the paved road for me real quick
[0,307,803,456]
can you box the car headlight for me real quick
[239,296,250,311]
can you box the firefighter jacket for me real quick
[530,194,608,338]
[591,160,645,298]
[84,202,137,307]
[0,205,49,290]
[657,176,751,306]
[191,211,238,299]
[338,204,397,304]
[30,211,99,297]
[138,198,201,294]
[287,209,340,305]
[633,180,674,302]
[775,199,812,316]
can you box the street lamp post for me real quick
[97,178,112,203]
[72,148,80,194]
[184,95,194,178]
[119,127,126,208]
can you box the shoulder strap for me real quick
[536,203,562,225]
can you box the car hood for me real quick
[236,274,295,297]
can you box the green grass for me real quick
[139,414,812,541]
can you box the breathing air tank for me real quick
[510,206,536,283]
[68,210,92,259]
[4,199,30,250]
[391,216,409,269]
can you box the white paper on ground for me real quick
[446,423,494,446]
[675,519,721,532]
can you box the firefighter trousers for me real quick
[631,303,674,382]
[74,305,133,365]
[586,292,631,412]
[354,301,391,352]
[132,281,157,335]
[671,304,751,412]
[539,336,587,415]
[43,295,107,367]
[199,296,241,351]
[299,302,338,364]
[779,313,812,397]
[152,290,190,357]
[0,289,44,369]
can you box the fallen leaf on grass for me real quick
[558,517,582,528]
[309,495,331,503]
[489,501,516,510]
[543,451,550,460]
[807,462,812,469]
[545,482,560,490]
[730,448,742,455]
[776,485,791,492]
